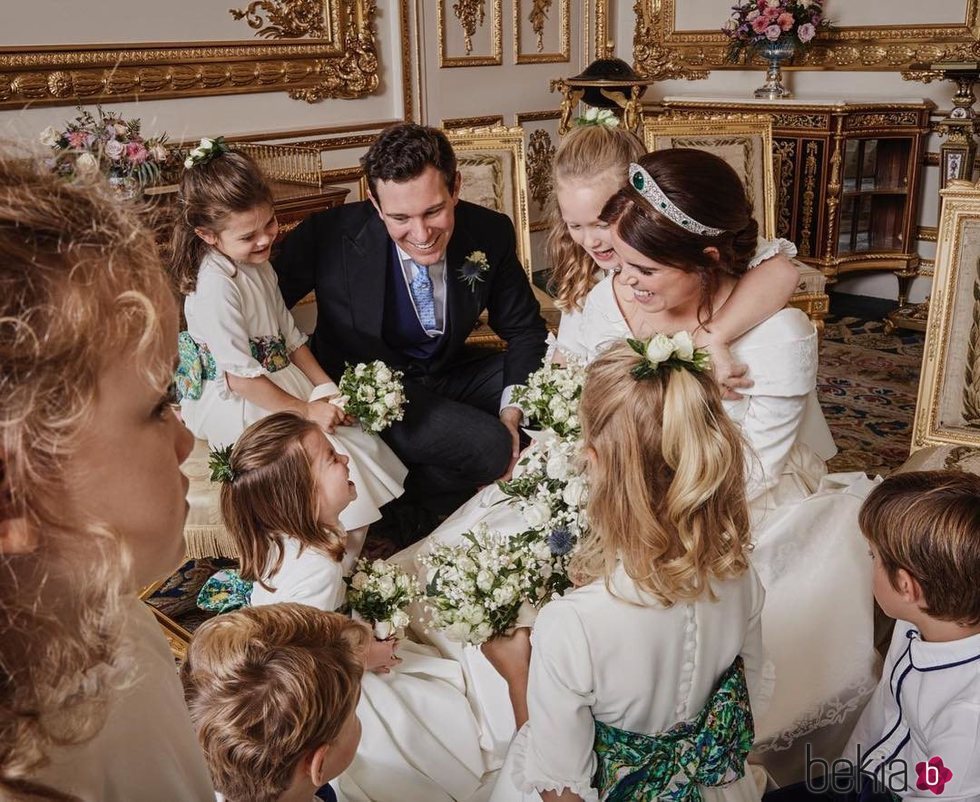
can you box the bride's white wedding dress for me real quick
[391,254,878,785]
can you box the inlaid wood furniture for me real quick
[657,97,935,312]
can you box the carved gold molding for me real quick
[919,226,940,242]
[0,0,379,108]
[526,128,556,210]
[438,0,502,67]
[229,0,331,38]
[443,114,505,129]
[630,0,980,75]
[514,0,570,64]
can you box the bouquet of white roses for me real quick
[420,524,571,645]
[510,359,586,439]
[345,558,422,639]
[499,433,589,542]
[338,361,407,432]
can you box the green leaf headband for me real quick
[628,162,725,237]
[208,444,236,484]
[184,136,231,169]
[626,332,711,380]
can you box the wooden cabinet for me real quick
[659,97,934,305]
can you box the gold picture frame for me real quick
[628,0,980,79]
[514,0,570,65]
[446,125,533,276]
[437,0,503,68]
[911,180,980,452]
[0,0,380,109]
[642,114,776,239]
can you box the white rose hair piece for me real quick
[627,332,710,380]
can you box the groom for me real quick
[274,123,547,518]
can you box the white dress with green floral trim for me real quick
[180,249,406,530]
[488,564,766,802]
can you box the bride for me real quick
[393,142,877,786]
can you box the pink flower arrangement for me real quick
[722,0,831,61]
[41,106,171,186]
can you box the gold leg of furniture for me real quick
[788,291,829,336]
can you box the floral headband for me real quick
[573,107,619,128]
[628,162,725,237]
[184,136,230,169]
[627,332,711,380]
[208,444,236,483]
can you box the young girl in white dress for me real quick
[220,412,493,802]
[1,153,212,799]
[170,140,406,537]
[486,340,766,802]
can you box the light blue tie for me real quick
[409,262,437,331]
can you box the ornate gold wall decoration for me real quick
[514,0,569,64]
[526,129,555,209]
[774,139,797,239]
[438,0,502,67]
[453,0,486,55]
[627,0,980,75]
[229,0,329,38]
[529,0,552,52]
[800,141,818,257]
[0,0,379,108]
[443,114,505,129]
[632,0,709,81]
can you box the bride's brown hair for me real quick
[600,148,760,325]
[571,341,752,605]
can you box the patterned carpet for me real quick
[817,314,923,476]
[149,309,925,626]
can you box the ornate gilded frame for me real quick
[437,0,503,68]
[642,114,776,239]
[627,0,980,79]
[0,0,380,109]
[446,125,533,276]
[514,0,571,65]
[912,180,980,452]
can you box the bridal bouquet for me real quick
[421,524,571,645]
[40,105,172,188]
[338,361,407,432]
[510,358,586,439]
[345,558,422,639]
[499,433,589,545]
[722,0,830,61]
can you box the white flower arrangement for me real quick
[574,107,620,128]
[420,524,572,645]
[510,358,586,439]
[337,360,407,432]
[344,558,422,640]
[628,331,710,380]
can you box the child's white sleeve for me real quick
[516,602,598,801]
[268,264,309,353]
[193,270,267,378]
[739,568,770,718]
[747,237,797,270]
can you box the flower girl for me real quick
[220,412,492,802]
[487,338,765,802]
[169,139,405,534]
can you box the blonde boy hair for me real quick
[221,412,347,591]
[546,124,645,312]
[859,470,980,626]
[0,150,175,799]
[181,603,369,802]
[571,341,752,605]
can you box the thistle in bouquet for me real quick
[420,523,574,646]
[40,105,173,186]
[345,558,422,640]
[722,0,831,62]
[510,357,586,439]
[499,433,590,546]
[337,360,407,432]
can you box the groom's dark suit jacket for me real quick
[273,199,547,388]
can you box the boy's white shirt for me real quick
[844,620,980,800]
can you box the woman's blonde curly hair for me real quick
[572,341,752,606]
[546,124,645,312]
[0,149,175,800]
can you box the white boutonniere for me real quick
[459,250,490,290]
